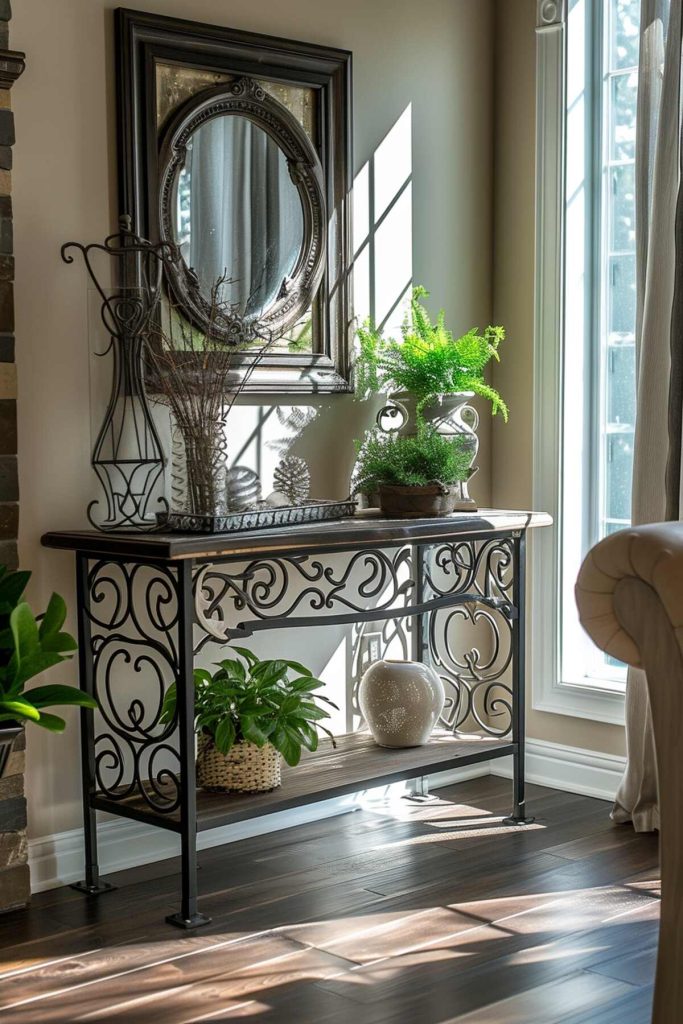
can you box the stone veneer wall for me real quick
[0,0,28,912]
[0,730,28,909]
[0,0,19,569]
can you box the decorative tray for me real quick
[157,498,357,534]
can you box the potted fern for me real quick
[355,288,507,510]
[352,426,473,518]
[160,647,337,793]
[355,286,508,425]
[358,284,507,456]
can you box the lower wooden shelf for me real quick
[95,730,515,833]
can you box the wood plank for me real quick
[0,934,353,1024]
[105,731,513,831]
[556,983,654,1024]
[447,973,634,1024]
[40,509,552,560]
[0,778,659,1024]
[315,906,660,1022]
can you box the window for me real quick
[561,0,640,690]
[532,0,640,723]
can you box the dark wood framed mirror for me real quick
[116,8,353,393]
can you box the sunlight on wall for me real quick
[352,105,413,334]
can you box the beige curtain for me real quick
[612,0,682,833]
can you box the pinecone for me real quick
[273,455,311,505]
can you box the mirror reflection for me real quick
[172,114,305,320]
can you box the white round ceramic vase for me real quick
[358,659,445,748]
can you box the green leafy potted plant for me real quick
[160,647,338,794]
[0,565,97,775]
[354,287,507,510]
[0,565,97,915]
[352,426,473,518]
[355,286,508,422]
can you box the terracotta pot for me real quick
[359,659,445,747]
[378,482,464,518]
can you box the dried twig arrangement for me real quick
[145,275,274,515]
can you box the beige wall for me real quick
[492,0,625,757]
[12,0,495,841]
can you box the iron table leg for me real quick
[404,544,438,803]
[71,553,115,897]
[503,532,535,827]
[166,561,211,929]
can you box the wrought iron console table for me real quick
[42,509,551,928]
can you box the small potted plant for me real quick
[0,565,97,774]
[0,564,98,914]
[355,286,508,427]
[352,426,473,518]
[160,647,338,793]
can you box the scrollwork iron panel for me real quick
[85,560,182,814]
[194,547,415,645]
[81,535,518,818]
[424,538,516,738]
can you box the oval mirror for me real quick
[159,78,326,344]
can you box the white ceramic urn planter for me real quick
[358,659,445,748]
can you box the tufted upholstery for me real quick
[576,521,683,1024]
[576,522,683,669]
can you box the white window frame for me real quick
[531,0,625,726]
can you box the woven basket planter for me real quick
[196,735,282,793]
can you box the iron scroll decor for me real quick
[80,535,518,815]
[61,218,180,532]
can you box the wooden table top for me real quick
[41,508,552,562]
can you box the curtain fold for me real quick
[612,0,682,832]
[187,118,303,317]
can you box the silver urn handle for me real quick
[376,398,409,433]
[459,403,479,433]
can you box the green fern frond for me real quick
[352,426,472,496]
[352,287,508,421]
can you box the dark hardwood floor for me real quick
[0,777,660,1023]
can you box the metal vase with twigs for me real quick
[145,274,274,519]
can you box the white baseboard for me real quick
[28,742,624,893]
[29,793,359,894]
[489,738,626,802]
[28,763,487,894]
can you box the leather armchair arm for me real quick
[575,521,683,669]
[576,521,683,1024]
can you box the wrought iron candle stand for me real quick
[61,217,180,532]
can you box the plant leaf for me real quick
[37,593,67,640]
[10,652,67,691]
[215,658,246,682]
[33,711,67,732]
[10,602,40,662]
[0,570,30,615]
[282,660,313,678]
[23,684,97,709]
[159,682,177,724]
[0,698,40,721]
[240,717,271,747]
[214,716,236,754]
[40,632,78,654]
[271,724,301,767]
[230,646,259,667]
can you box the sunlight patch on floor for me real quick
[375,819,546,845]
[451,883,657,935]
